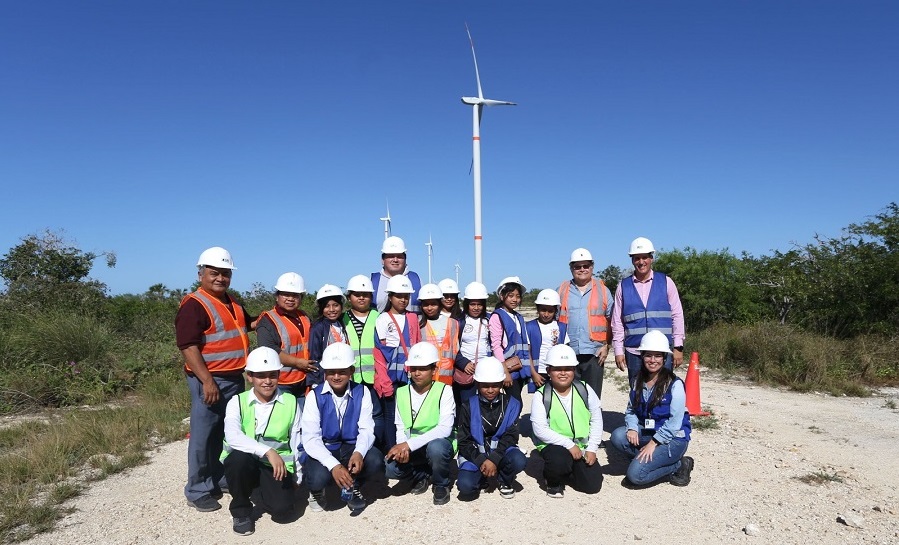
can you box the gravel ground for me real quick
[22,367,899,545]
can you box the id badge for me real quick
[643,418,655,429]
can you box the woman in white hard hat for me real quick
[373,275,422,451]
[456,356,527,500]
[526,289,570,393]
[609,330,693,487]
[437,278,463,321]
[418,283,459,387]
[308,284,350,390]
[453,281,492,405]
[488,276,532,402]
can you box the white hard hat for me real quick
[274,272,306,294]
[406,342,439,367]
[316,284,345,301]
[472,356,506,383]
[535,289,561,307]
[637,330,672,354]
[569,248,594,263]
[629,237,656,256]
[320,343,356,370]
[463,282,489,300]
[437,278,460,295]
[546,344,578,367]
[418,283,443,301]
[197,247,236,270]
[346,274,374,293]
[496,276,526,297]
[245,346,282,373]
[385,275,414,294]
[381,236,407,254]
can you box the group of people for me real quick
[175,236,694,536]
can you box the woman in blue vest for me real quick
[309,284,350,390]
[488,276,531,402]
[609,330,693,487]
[456,356,526,500]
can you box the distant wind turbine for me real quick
[461,23,516,284]
[454,263,462,286]
[425,234,434,283]
[380,200,392,240]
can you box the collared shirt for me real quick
[394,383,456,452]
[623,379,687,444]
[611,271,685,356]
[301,382,375,471]
[563,279,613,355]
[224,389,303,462]
[374,266,415,311]
[529,383,603,452]
[256,306,306,353]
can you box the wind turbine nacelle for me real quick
[461,96,482,105]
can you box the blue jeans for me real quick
[456,447,527,494]
[303,443,385,492]
[184,374,244,502]
[609,426,688,485]
[385,438,454,488]
[625,351,673,386]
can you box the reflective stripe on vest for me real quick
[261,309,310,386]
[534,382,591,451]
[181,289,249,373]
[631,377,691,441]
[621,273,673,347]
[385,313,412,385]
[424,318,459,386]
[558,279,610,343]
[396,382,456,450]
[221,391,298,473]
[344,310,379,385]
[495,308,531,380]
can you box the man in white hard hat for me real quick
[385,342,456,506]
[370,236,423,314]
[222,347,302,536]
[301,343,384,515]
[530,344,604,498]
[176,247,257,513]
[256,272,317,407]
[557,248,613,400]
[611,237,685,384]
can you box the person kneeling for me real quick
[530,344,603,498]
[223,347,302,536]
[385,342,456,506]
[456,356,527,500]
[301,343,384,515]
[609,330,693,487]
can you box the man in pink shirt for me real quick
[612,237,685,384]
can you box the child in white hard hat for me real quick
[453,282,492,404]
[488,276,532,402]
[222,347,302,536]
[418,283,459,387]
[308,284,350,390]
[526,288,569,393]
[456,356,526,500]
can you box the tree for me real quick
[596,264,627,294]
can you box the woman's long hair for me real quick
[315,295,344,322]
[633,362,676,411]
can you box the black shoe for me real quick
[232,516,255,536]
[546,484,564,498]
[347,486,367,514]
[433,485,450,505]
[669,456,694,487]
[186,495,221,512]
[411,476,431,495]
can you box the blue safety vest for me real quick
[458,394,521,471]
[621,272,673,347]
[631,377,691,441]
[495,308,531,380]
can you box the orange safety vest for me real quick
[558,279,611,344]
[423,318,460,386]
[180,288,249,374]
[260,308,311,386]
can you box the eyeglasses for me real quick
[570,263,592,270]
[642,353,665,361]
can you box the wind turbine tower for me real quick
[425,234,434,283]
[380,200,392,241]
[461,23,516,284]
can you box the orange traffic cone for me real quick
[685,352,710,416]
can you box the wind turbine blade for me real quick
[465,23,484,100]
[468,159,473,176]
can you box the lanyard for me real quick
[388,312,409,357]
[409,385,436,431]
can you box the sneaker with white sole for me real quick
[232,516,255,536]
[546,484,564,498]
[347,486,367,513]
[498,483,515,499]
[308,490,327,512]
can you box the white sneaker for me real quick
[308,490,326,512]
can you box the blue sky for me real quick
[1,1,896,296]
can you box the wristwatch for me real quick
[673,346,684,351]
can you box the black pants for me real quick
[540,444,603,493]
[224,450,295,518]
[576,354,604,400]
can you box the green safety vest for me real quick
[395,381,456,451]
[534,382,591,451]
[343,310,378,385]
[221,391,298,473]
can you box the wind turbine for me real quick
[425,234,434,283]
[454,263,462,286]
[461,23,516,284]
[379,200,392,240]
